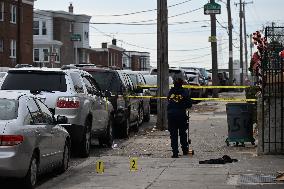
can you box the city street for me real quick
[2,92,282,189]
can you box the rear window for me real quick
[89,71,121,93]
[1,71,67,92]
[0,99,18,120]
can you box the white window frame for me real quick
[42,21,47,35]
[42,48,49,62]
[0,2,4,21]
[10,5,16,24]
[10,40,16,58]
[33,48,39,62]
[33,20,39,35]
[55,48,60,63]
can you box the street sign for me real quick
[209,36,217,42]
[71,34,81,41]
[204,2,221,15]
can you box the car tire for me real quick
[138,106,144,125]
[78,119,91,158]
[143,105,150,122]
[23,153,38,189]
[120,117,130,138]
[58,140,70,173]
[133,119,139,133]
[99,116,114,148]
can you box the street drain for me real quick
[240,174,277,184]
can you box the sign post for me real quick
[204,2,221,15]
[71,34,81,65]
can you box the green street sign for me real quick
[71,34,81,41]
[204,2,221,15]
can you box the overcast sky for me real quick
[34,0,283,69]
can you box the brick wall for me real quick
[0,0,33,67]
[131,55,139,71]
[89,48,123,69]
[53,17,75,65]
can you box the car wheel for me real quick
[58,141,70,173]
[143,105,150,122]
[99,116,114,148]
[121,117,130,138]
[133,119,139,133]
[23,153,38,189]
[78,119,91,158]
[138,106,144,125]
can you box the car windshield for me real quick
[90,71,121,93]
[0,99,18,120]
[1,71,67,92]
[151,69,184,79]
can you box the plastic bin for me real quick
[225,103,255,146]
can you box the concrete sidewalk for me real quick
[37,155,284,189]
[37,92,284,189]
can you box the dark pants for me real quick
[168,116,189,155]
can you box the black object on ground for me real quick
[199,155,238,164]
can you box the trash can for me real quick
[225,103,255,146]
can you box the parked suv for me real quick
[121,70,151,124]
[79,67,140,138]
[0,68,114,157]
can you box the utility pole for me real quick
[157,0,169,130]
[227,0,233,85]
[237,0,244,86]
[17,0,22,65]
[243,1,253,81]
[210,0,219,98]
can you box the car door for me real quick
[36,99,64,162]
[88,76,109,128]
[82,75,106,131]
[26,97,53,170]
[124,74,139,123]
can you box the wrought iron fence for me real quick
[261,26,284,154]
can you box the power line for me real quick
[92,0,194,17]
[34,11,209,26]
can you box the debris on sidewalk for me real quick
[199,155,238,164]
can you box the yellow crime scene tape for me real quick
[127,95,257,102]
[138,85,251,89]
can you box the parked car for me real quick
[143,75,173,114]
[121,70,151,124]
[0,91,70,189]
[78,67,140,138]
[0,67,114,157]
[150,67,189,83]
[184,69,206,98]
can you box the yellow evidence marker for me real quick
[130,157,138,171]
[96,160,104,174]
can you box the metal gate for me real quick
[261,26,284,153]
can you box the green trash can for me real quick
[225,103,255,146]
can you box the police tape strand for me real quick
[137,85,252,89]
[127,95,257,102]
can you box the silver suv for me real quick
[1,68,114,157]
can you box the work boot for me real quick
[183,151,189,155]
[171,154,179,158]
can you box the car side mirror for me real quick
[57,115,68,124]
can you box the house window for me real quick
[0,39,3,52]
[33,49,39,62]
[55,48,60,62]
[10,5,16,24]
[84,31,89,40]
[42,21,47,35]
[0,2,4,21]
[43,49,49,62]
[33,21,39,35]
[10,40,16,58]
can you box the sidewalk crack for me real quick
[144,159,176,189]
